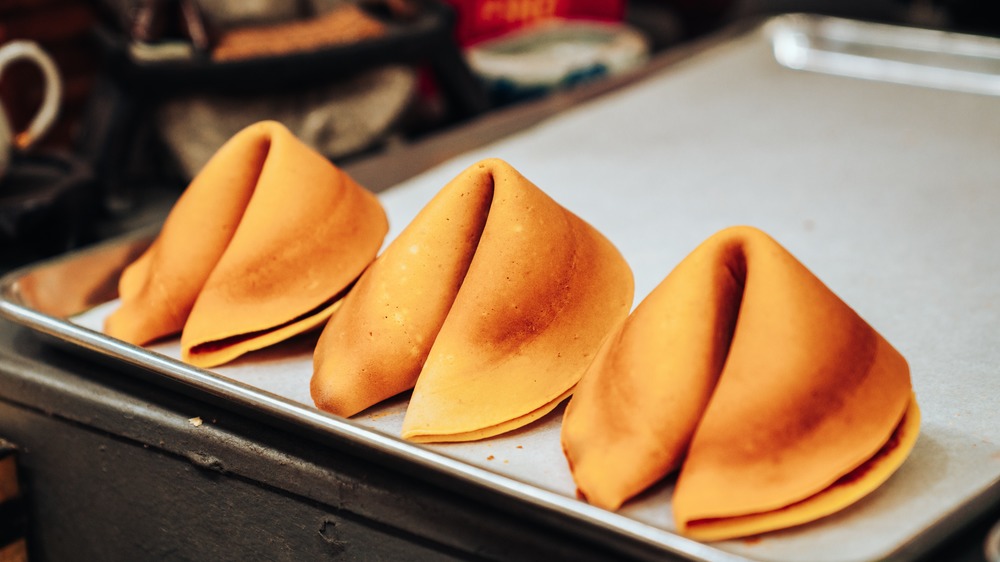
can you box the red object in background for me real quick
[444,0,626,46]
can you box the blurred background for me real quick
[0,0,998,267]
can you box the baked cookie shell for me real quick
[312,158,634,443]
[562,226,915,539]
[106,121,387,367]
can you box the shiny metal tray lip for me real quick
[0,234,737,562]
[767,13,1000,96]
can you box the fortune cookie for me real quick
[105,121,388,368]
[561,226,918,541]
[312,158,634,442]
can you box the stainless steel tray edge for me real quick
[0,237,744,562]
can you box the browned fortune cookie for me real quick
[562,226,918,541]
[105,121,388,368]
[312,158,634,442]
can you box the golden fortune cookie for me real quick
[105,120,388,367]
[312,158,634,442]
[561,226,918,541]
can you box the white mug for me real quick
[0,40,63,180]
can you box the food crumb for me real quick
[487,455,495,461]
[516,445,523,449]
[189,417,203,427]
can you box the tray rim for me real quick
[0,235,741,562]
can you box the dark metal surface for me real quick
[0,319,667,561]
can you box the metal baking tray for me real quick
[3,14,1000,562]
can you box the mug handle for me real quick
[0,40,63,150]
